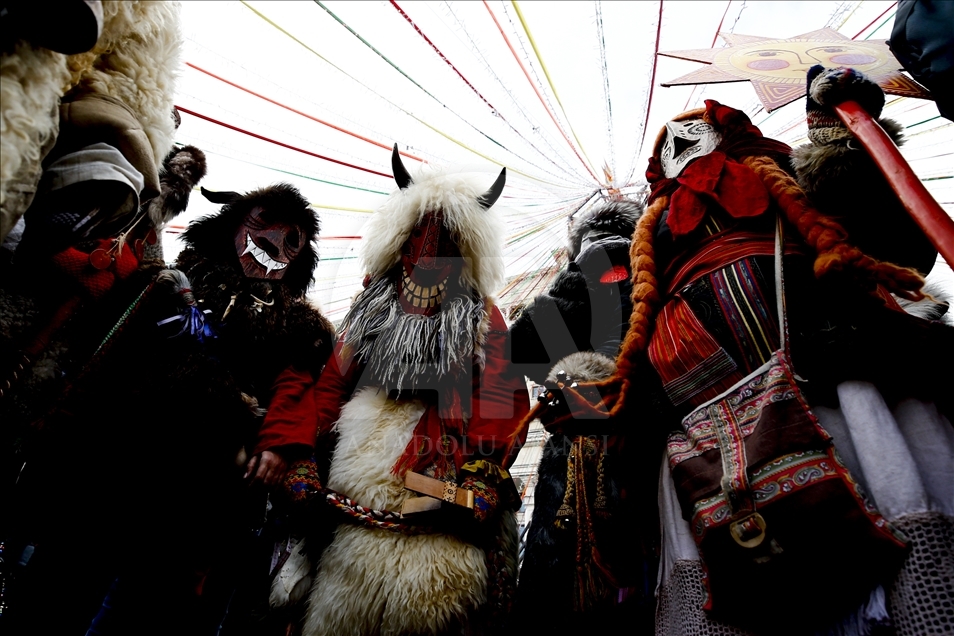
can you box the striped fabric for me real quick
[650,225,793,410]
[709,258,779,373]
[648,297,738,407]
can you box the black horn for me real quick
[477,167,507,209]
[200,187,241,205]
[391,144,413,190]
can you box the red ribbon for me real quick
[667,151,770,237]
[646,100,791,237]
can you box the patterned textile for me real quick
[282,456,322,505]
[650,257,782,409]
[708,258,779,371]
[649,297,738,407]
[460,475,499,524]
[649,222,802,411]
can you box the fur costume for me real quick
[1,1,181,241]
[507,199,656,634]
[510,199,642,382]
[4,183,334,635]
[530,68,954,636]
[0,0,183,497]
[142,144,207,262]
[281,149,530,636]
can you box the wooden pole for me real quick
[833,100,954,267]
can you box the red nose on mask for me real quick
[398,212,461,316]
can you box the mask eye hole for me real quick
[286,228,301,250]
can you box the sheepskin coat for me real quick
[1,1,181,241]
[293,167,529,635]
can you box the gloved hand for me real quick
[806,65,886,146]
[281,455,322,504]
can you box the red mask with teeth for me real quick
[398,212,461,316]
[234,206,304,280]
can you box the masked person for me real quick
[506,198,658,633]
[6,183,334,636]
[266,147,531,636]
[533,67,953,636]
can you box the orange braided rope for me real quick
[615,194,669,380]
[742,155,925,301]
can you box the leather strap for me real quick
[403,471,475,509]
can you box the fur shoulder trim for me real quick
[790,116,905,197]
[546,351,616,383]
[362,169,506,296]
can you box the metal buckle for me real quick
[730,512,767,548]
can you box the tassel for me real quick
[155,269,216,343]
[555,438,579,529]
[594,448,609,516]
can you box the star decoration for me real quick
[659,28,932,112]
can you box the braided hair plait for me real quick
[615,194,669,379]
[741,155,925,301]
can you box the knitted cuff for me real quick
[806,65,885,146]
[282,455,322,504]
[459,475,501,523]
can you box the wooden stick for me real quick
[833,100,954,267]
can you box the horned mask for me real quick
[389,144,506,315]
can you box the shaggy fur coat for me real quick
[297,167,528,636]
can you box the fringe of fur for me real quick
[340,275,486,390]
[66,1,182,168]
[791,118,904,201]
[361,169,506,297]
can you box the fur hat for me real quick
[184,183,319,297]
[361,147,507,298]
[567,198,643,262]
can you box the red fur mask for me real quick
[398,212,462,316]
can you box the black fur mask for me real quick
[183,183,319,297]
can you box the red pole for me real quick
[833,100,954,267]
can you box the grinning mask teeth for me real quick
[233,206,304,280]
[660,118,722,179]
[398,211,462,316]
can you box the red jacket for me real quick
[256,304,531,470]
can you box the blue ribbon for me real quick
[157,306,216,343]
